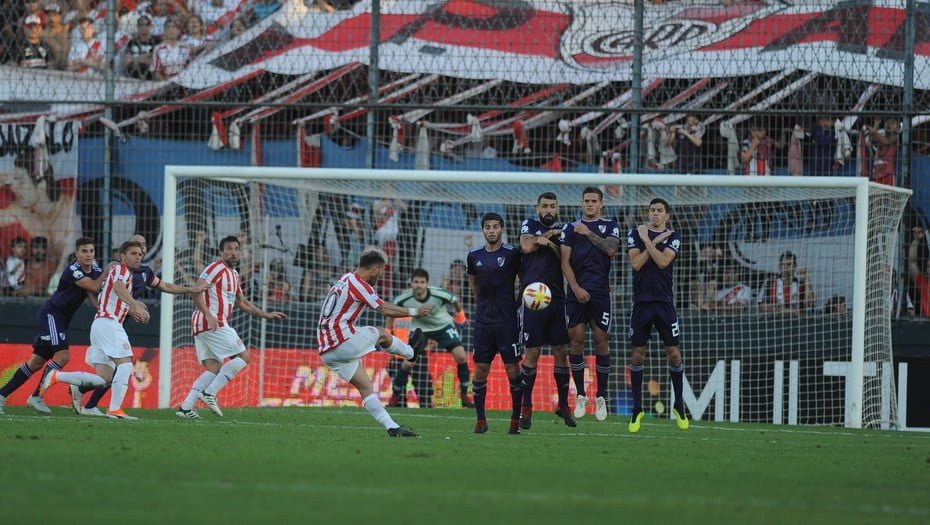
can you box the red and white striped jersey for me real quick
[191,260,241,336]
[96,264,134,323]
[317,272,383,353]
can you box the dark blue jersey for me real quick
[561,218,621,294]
[132,264,161,299]
[627,228,681,304]
[466,243,521,326]
[520,218,564,297]
[47,261,103,318]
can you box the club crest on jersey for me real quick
[598,225,606,233]
[497,257,505,267]
[671,239,681,250]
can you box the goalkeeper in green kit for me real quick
[386,268,473,408]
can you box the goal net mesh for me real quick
[165,171,907,428]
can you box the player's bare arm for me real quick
[236,295,288,320]
[574,222,619,257]
[377,301,433,319]
[112,278,150,324]
[560,244,590,303]
[158,279,210,295]
[908,230,923,278]
[797,267,815,309]
[628,246,650,271]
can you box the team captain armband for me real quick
[454,310,467,325]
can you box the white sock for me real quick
[204,357,247,396]
[108,363,133,412]
[362,393,399,430]
[181,371,216,410]
[55,371,105,388]
[384,336,414,360]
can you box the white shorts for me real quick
[85,318,132,367]
[195,325,247,362]
[321,326,380,381]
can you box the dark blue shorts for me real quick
[565,292,612,333]
[33,305,70,358]
[520,295,569,348]
[629,302,680,347]
[472,322,522,364]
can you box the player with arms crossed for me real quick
[317,247,430,437]
[626,198,689,433]
[561,187,620,421]
[518,192,575,428]
[387,268,472,408]
[467,212,523,434]
[177,235,288,419]
[0,238,105,415]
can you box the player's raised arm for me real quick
[157,278,210,295]
[377,301,433,319]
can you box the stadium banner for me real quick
[0,120,79,267]
[173,0,929,90]
[0,343,160,409]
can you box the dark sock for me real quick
[392,367,410,395]
[569,353,586,397]
[554,365,570,410]
[85,385,110,409]
[456,362,470,397]
[595,354,610,399]
[473,380,487,420]
[79,384,96,394]
[630,363,645,415]
[670,361,685,413]
[0,363,34,397]
[520,365,537,406]
[31,361,63,397]
[411,363,433,406]
[509,377,522,420]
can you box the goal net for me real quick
[160,167,909,429]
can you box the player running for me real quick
[518,192,574,428]
[317,247,431,437]
[626,198,689,433]
[177,235,287,419]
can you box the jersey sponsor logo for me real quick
[497,257,505,267]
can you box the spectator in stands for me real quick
[23,0,45,26]
[809,116,836,176]
[150,17,191,80]
[41,2,69,70]
[298,242,336,301]
[68,16,103,74]
[907,226,930,317]
[673,115,704,174]
[822,295,847,315]
[758,251,815,315]
[866,118,900,186]
[701,262,751,314]
[442,259,472,316]
[12,15,55,69]
[306,0,336,13]
[250,0,281,22]
[140,0,171,37]
[227,16,247,40]
[266,258,292,304]
[182,14,213,56]
[16,236,56,297]
[741,123,784,176]
[194,0,239,27]
[123,14,159,79]
[689,243,722,309]
[5,237,27,293]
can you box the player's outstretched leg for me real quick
[0,362,40,412]
[106,362,137,420]
[202,357,249,417]
[28,361,63,414]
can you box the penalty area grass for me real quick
[1,406,928,525]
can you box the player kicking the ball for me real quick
[317,247,431,437]
[177,235,287,419]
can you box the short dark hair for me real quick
[779,251,797,265]
[358,247,387,268]
[30,236,48,248]
[411,268,429,281]
[11,236,26,247]
[219,235,239,252]
[537,191,558,204]
[75,237,94,250]
[481,212,504,228]
[582,186,603,201]
[649,198,670,214]
[119,241,142,254]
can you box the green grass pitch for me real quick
[2,407,928,525]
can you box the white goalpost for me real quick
[160,167,910,429]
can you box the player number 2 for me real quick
[671,321,680,337]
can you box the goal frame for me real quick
[160,166,911,428]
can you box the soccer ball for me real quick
[522,282,552,311]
